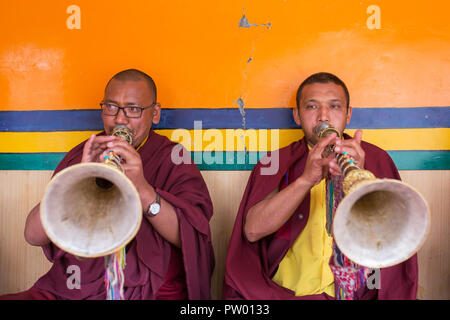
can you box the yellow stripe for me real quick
[1,128,449,153]
[0,131,98,153]
[344,129,450,152]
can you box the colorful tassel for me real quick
[327,175,369,300]
[104,246,126,300]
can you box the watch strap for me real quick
[145,192,161,217]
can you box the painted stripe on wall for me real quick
[1,151,448,171]
[1,128,449,153]
[1,107,449,131]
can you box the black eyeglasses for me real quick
[100,102,156,118]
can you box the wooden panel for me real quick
[0,170,448,299]
[0,171,52,295]
[399,171,450,300]
[201,171,250,299]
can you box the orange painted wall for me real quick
[0,0,449,111]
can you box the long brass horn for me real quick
[40,125,142,258]
[315,122,430,268]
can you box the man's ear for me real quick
[293,106,301,126]
[346,105,353,125]
[152,103,161,125]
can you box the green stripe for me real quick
[387,151,450,170]
[0,153,66,170]
[0,151,449,171]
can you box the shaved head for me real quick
[106,69,157,101]
[296,72,349,110]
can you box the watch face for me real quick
[150,203,160,215]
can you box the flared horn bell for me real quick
[40,162,142,258]
[315,121,430,268]
[333,178,430,268]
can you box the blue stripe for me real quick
[1,150,449,170]
[0,110,103,132]
[1,107,449,131]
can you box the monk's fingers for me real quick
[89,135,116,149]
[334,144,357,157]
[320,158,342,180]
[93,135,117,143]
[334,130,363,153]
[314,157,334,170]
[101,144,140,165]
[335,135,364,158]
[83,135,116,160]
[334,147,365,169]
[84,134,97,149]
[353,129,363,144]
[120,162,144,173]
[328,159,342,176]
[82,134,98,162]
[311,133,337,158]
[95,147,112,162]
[106,139,135,151]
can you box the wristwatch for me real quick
[145,192,161,217]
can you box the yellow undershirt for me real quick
[136,135,149,151]
[272,179,335,297]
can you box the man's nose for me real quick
[318,106,329,122]
[115,108,129,124]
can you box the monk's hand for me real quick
[301,133,338,187]
[101,138,149,195]
[331,129,365,175]
[81,134,116,163]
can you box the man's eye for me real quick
[306,105,317,109]
[128,107,140,113]
[106,104,118,110]
[330,104,340,109]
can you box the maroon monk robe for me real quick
[223,135,418,300]
[28,129,214,299]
